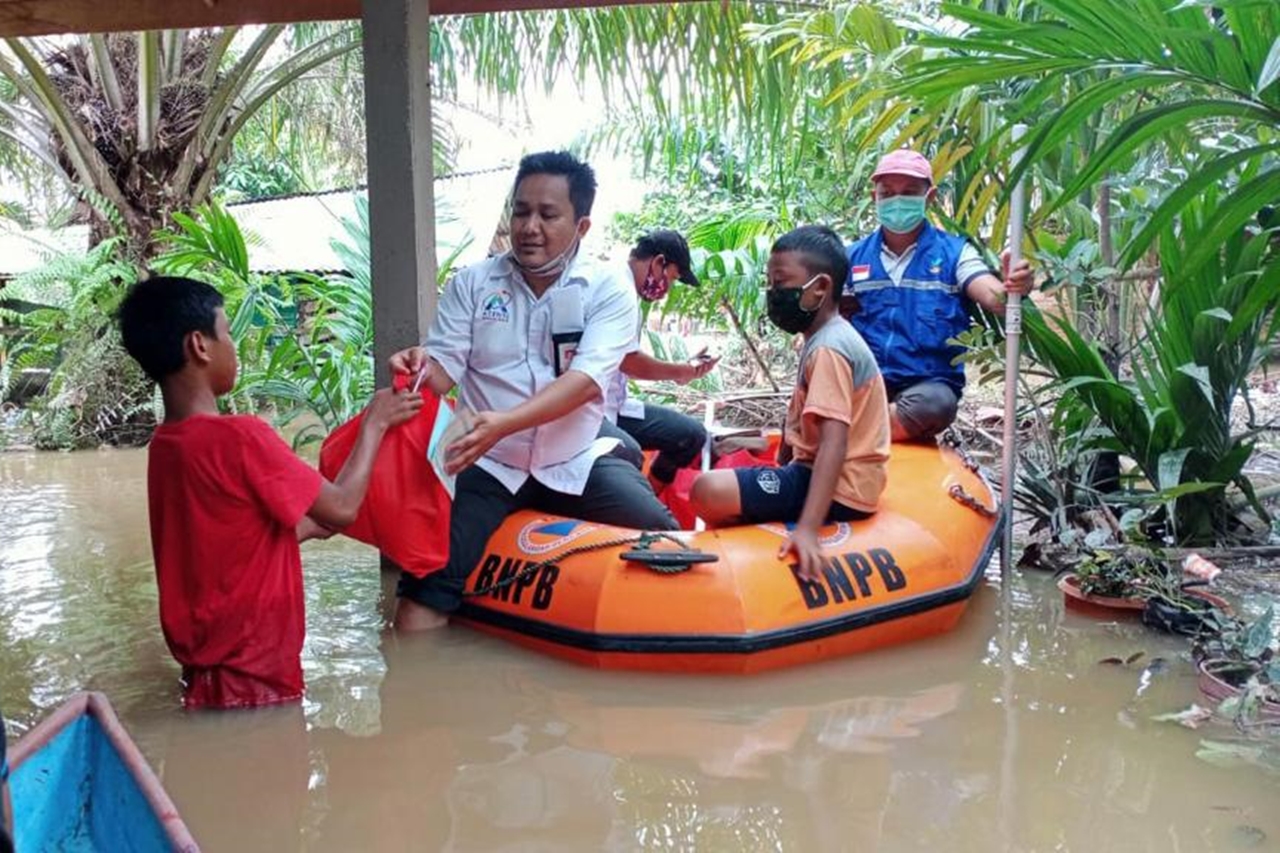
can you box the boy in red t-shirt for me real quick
[118,276,421,710]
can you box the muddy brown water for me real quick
[2,448,1278,852]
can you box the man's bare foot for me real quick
[394,598,449,631]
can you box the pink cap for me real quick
[871,149,933,183]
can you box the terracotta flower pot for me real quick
[1197,659,1280,723]
[1058,573,1146,617]
[1058,574,1234,623]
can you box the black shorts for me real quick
[733,463,869,525]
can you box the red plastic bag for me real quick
[659,445,779,530]
[318,380,452,578]
[661,468,702,531]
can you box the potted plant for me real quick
[1193,603,1280,725]
[1057,545,1163,615]
[1058,544,1232,630]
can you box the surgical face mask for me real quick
[875,194,928,235]
[512,233,581,279]
[766,275,822,335]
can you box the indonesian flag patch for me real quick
[850,264,872,282]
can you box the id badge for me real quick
[553,334,582,375]
[550,287,585,376]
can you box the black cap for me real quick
[632,229,700,287]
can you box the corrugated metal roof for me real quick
[0,224,92,279]
[0,166,515,279]
[226,167,515,274]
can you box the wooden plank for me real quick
[0,0,694,37]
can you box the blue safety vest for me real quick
[844,223,976,394]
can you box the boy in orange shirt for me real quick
[690,226,890,580]
[118,276,421,709]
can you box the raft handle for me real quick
[620,532,719,573]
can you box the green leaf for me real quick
[1257,35,1280,95]
[227,289,259,341]
[1156,447,1192,493]
[1243,605,1275,659]
[1176,363,1214,408]
[1148,480,1226,501]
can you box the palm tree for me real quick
[0,27,359,256]
[897,0,1280,269]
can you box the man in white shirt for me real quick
[388,151,678,630]
[599,230,717,494]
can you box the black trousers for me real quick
[397,456,678,613]
[600,402,707,485]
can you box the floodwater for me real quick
[2,449,1278,852]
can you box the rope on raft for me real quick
[465,532,708,598]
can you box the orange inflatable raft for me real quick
[453,441,1001,673]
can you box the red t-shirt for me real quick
[147,414,323,710]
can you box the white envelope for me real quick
[426,403,476,499]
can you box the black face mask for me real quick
[766,276,821,335]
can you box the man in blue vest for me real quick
[843,149,1034,441]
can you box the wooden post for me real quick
[362,0,436,586]
[362,0,437,385]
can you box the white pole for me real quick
[997,126,1028,848]
[695,399,714,532]
[1000,124,1029,579]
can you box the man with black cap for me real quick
[602,230,718,494]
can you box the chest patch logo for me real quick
[850,264,871,282]
[481,289,513,322]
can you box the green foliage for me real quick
[899,0,1280,270]
[1022,196,1280,544]
[251,199,377,448]
[1195,602,1280,722]
[0,25,361,253]
[152,200,373,445]
[1071,546,1167,600]
[634,329,725,406]
[669,216,778,330]
[0,236,150,448]
[152,201,283,413]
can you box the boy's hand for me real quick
[388,346,426,376]
[444,410,511,475]
[780,524,824,582]
[363,388,423,433]
[297,516,337,542]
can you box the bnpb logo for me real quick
[517,519,600,555]
[756,521,852,549]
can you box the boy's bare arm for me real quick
[308,389,423,529]
[297,515,336,543]
[785,417,847,580]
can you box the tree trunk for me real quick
[721,296,779,392]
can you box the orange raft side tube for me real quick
[454,442,1002,673]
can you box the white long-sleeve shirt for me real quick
[425,252,637,495]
